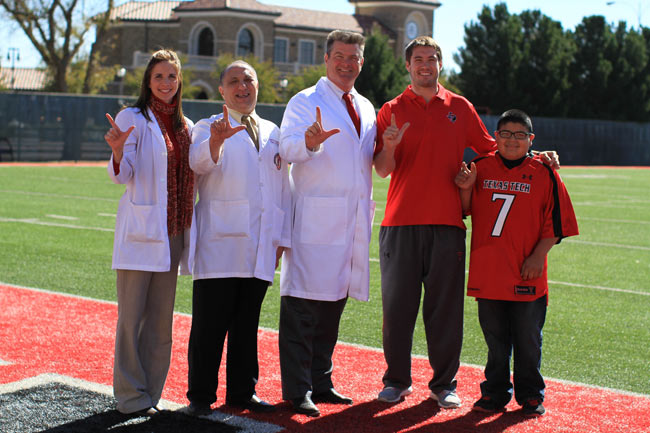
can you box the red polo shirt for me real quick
[375,84,496,228]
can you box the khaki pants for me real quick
[113,234,183,414]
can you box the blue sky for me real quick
[1,0,647,71]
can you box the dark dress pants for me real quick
[187,277,268,406]
[279,295,347,400]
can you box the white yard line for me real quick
[564,239,650,251]
[548,280,649,297]
[97,213,116,218]
[579,216,650,225]
[0,189,115,202]
[0,217,114,232]
[45,214,79,221]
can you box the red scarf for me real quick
[150,95,194,237]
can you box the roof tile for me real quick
[0,67,48,91]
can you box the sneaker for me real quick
[522,398,545,417]
[472,396,506,413]
[377,386,413,403]
[429,389,461,409]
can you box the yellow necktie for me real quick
[241,115,259,151]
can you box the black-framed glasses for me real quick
[496,130,532,140]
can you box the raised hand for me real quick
[305,106,340,151]
[209,105,246,162]
[104,113,135,163]
[454,161,477,190]
[382,114,410,152]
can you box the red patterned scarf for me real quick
[150,96,194,237]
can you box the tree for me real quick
[282,64,327,102]
[355,25,409,106]
[515,10,574,117]
[566,16,618,119]
[568,18,650,121]
[451,3,524,113]
[0,0,114,93]
[82,0,114,94]
[451,3,574,116]
[59,57,118,94]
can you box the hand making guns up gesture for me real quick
[305,106,340,152]
[104,113,136,164]
[209,104,247,162]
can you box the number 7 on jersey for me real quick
[491,193,515,237]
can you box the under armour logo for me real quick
[522,174,532,180]
[447,112,457,123]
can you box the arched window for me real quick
[198,28,214,56]
[238,29,254,57]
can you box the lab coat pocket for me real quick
[300,196,347,246]
[271,205,285,248]
[125,202,165,243]
[209,199,250,238]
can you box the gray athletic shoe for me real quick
[377,386,413,403]
[429,389,461,409]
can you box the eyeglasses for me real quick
[496,130,532,140]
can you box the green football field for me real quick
[0,164,648,395]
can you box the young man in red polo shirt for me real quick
[374,36,497,408]
[455,109,578,416]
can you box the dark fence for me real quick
[1,92,648,165]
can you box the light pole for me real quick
[606,1,646,28]
[116,67,126,96]
[6,48,20,90]
[279,77,288,102]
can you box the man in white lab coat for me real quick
[186,60,291,415]
[279,30,377,417]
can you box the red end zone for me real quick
[1,283,648,432]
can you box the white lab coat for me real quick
[190,113,291,283]
[108,107,195,274]
[279,77,377,302]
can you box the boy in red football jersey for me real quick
[454,109,578,417]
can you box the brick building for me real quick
[100,0,440,98]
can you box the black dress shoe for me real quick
[292,395,320,417]
[186,402,212,416]
[312,388,353,405]
[228,394,277,413]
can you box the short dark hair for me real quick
[326,30,365,56]
[405,36,442,63]
[497,109,533,132]
[219,60,257,85]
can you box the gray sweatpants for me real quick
[379,225,466,393]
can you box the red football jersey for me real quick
[466,154,579,301]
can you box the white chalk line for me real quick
[45,214,79,221]
[0,189,115,202]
